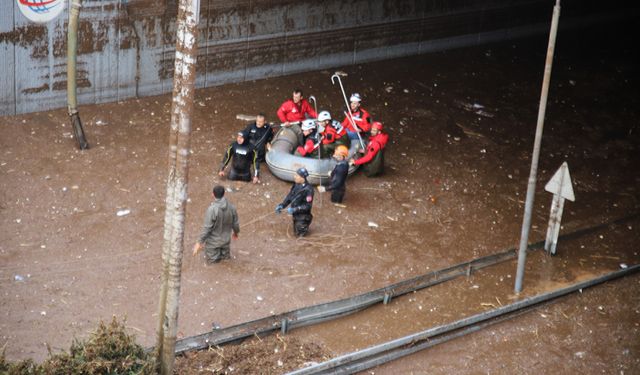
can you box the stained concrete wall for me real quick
[0,0,636,115]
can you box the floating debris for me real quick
[367,221,379,228]
[455,100,495,117]
[116,209,131,217]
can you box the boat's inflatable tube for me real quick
[266,127,360,185]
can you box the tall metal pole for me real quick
[331,73,366,150]
[67,0,89,149]
[514,0,561,293]
[155,0,200,374]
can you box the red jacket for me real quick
[322,121,347,145]
[342,108,372,133]
[277,99,317,123]
[354,132,388,165]
[296,132,321,156]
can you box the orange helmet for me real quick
[334,145,349,158]
[371,121,383,131]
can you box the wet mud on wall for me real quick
[0,0,637,115]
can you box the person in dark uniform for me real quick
[243,113,273,163]
[219,131,260,183]
[318,145,349,203]
[275,167,314,237]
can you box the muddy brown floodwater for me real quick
[1,21,639,374]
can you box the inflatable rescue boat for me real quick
[265,126,361,185]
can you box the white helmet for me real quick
[301,119,316,131]
[350,93,362,103]
[317,111,331,121]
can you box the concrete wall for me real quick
[0,0,636,115]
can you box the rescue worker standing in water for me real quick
[349,121,388,177]
[318,145,349,203]
[192,185,240,264]
[275,167,315,237]
[243,113,273,163]
[219,131,260,183]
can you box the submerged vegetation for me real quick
[0,317,154,375]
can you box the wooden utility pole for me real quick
[67,0,89,149]
[155,0,200,374]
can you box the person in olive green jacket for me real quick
[193,185,239,264]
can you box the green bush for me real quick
[1,318,154,375]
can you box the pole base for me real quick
[70,112,89,150]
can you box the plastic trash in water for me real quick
[116,209,131,217]
[367,221,379,228]
[14,275,25,282]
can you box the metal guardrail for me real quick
[174,246,516,353]
[287,264,640,374]
[173,213,639,354]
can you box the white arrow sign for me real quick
[544,162,575,255]
[545,161,575,201]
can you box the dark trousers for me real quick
[293,212,313,237]
[228,168,251,181]
[331,189,345,203]
[205,245,230,263]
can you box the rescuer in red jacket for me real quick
[349,121,388,177]
[317,110,350,157]
[277,88,318,126]
[277,88,317,146]
[295,119,322,157]
[341,93,372,141]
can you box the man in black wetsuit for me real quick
[275,167,315,237]
[318,145,349,203]
[243,113,273,163]
[218,131,260,184]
